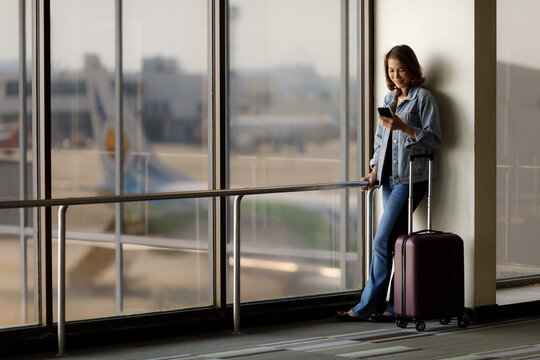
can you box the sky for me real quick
[0,0,539,74]
[0,0,346,76]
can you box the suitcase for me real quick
[393,154,468,331]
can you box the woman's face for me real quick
[387,57,411,91]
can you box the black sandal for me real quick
[336,311,370,322]
[370,314,396,323]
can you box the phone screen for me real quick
[377,107,392,117]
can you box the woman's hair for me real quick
[384,45,425,95]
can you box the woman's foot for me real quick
[336,310,369,322]
[370,312,396,322]
[336,310,394,322]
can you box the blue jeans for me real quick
[351,177,428,319]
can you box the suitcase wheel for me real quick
[458,318,469,328]
[415,320,426,332]
[440,317,450,325]
[396,318,408,328]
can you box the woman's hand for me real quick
[378,113,405,131]
[360,169,377,192]
[378,113,416,140]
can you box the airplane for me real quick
[83,54,361,241]
[83,54,203,196]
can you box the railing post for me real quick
[365,188,376,279]
[233,194,243,334]
[57,205,68,356]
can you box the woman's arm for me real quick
[404,93,442,150]
[370,121,384,168]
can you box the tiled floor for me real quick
[10,287,540,360]
[17,314,540,360]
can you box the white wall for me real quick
[372,0,496,309]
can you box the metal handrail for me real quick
[0,180,368,355]
[0,182,365,209]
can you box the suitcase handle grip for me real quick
[409,229,444,236]
[409,154,433,161]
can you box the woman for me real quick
[337,44,442,322]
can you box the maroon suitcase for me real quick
[393,154,468,331]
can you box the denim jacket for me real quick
[370,86,442,184]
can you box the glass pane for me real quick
[0,230,37,328]
[0,0,37,328]
[122,240,210,312]
[51,202,210,320]
[51,0,211,320]
[50,0,115,203]
[122,0,209,222]
[229,191,361,302]
[228,0,361,302]
[121,0,211,311]
[51,0,117,320]
[497,0,540,280]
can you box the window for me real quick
[0,0,35,329]
[50,0,211,320]
[497,0,540,281]
[228,0,362,301]
[0,0,364,335]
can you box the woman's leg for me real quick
[350,182,409,319]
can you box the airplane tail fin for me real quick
[84,54,190,194]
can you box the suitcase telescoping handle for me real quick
[407,154,433,234]
[399,154,434,326]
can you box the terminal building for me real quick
[1,0,540,358]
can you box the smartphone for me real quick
[377,107,393,118]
